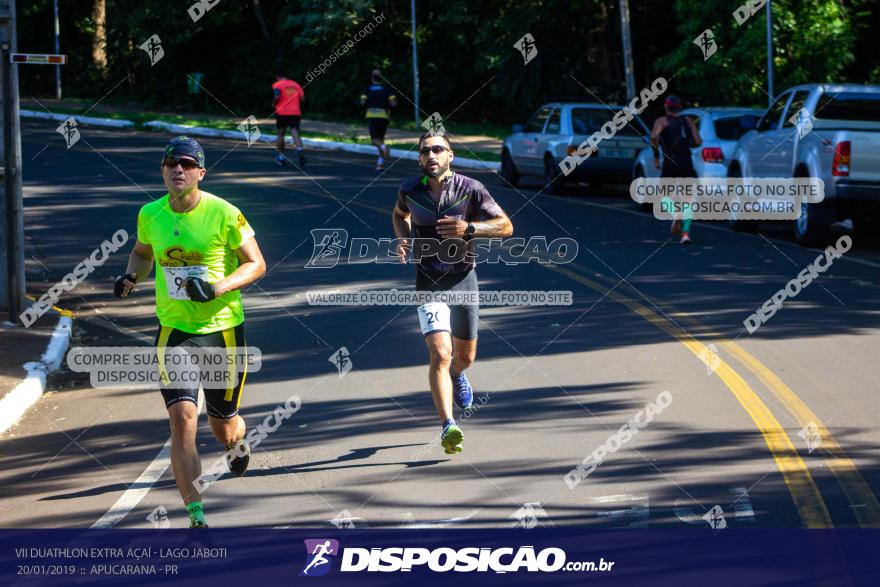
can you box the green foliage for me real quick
[657,0,857,107]
[16,0,879,126]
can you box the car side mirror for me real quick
[739,115,759,131]
[512,124,523,133]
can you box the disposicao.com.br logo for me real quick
[300,540,616,576]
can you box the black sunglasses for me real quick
[419,145,449,156]
[163,156,200,170]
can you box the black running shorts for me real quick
[276,115,301,130]
[153,323,247,419]
[368,118,389,140]
[415,269,479,341]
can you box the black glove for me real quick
[186,276,216,303]
[113,272,138,298]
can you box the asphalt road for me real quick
[2,120,880,531]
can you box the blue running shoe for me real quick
[452,371,473,409]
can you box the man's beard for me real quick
[420,160,448,178]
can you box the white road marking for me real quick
[674,487,755,526]
[595,493,649,528]
[90,392,204,529]
[730,486,756,522]
[673,499,703,525]
[397,509,480,528]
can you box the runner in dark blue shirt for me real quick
[360,70,397,170]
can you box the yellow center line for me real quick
[630,294,880,528]
[543,263,833,528]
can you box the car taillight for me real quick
[702,147,723,163]
[832,141,850,176]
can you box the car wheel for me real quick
[794,202,831,246]
[727,166,759,232]
[500,149,520,188]
[543,155,564,195]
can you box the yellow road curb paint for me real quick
[24,294,76,319]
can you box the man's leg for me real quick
[451,336,476,376]
[276,126,287,156]
[425,331,454,423]
[291,126,306,166]
[290,128,304,151]
[208,414,245,447]
[168,401,201,505]
[448,297,478,409]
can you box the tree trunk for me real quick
[252,0,273,42]
[92,0,107,69]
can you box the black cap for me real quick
[164,136,205,167]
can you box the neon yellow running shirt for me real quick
[137,191,255,334]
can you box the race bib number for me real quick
[163,265,209,300]
[417,302,451,336]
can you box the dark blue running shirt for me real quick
[396,173,503,273]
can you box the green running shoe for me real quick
[441,422,463,455]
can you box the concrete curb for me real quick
[0,315,73,435]
[143,120,501,170]
[20,109,135,129]
[20,110,500,171]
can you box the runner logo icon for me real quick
[301,539,340,576]
[306,229,349,268]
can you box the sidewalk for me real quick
[0,311,73,435]
[23,98,503,154]
[0,320,52,399]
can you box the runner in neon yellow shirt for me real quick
[114,137,266,527]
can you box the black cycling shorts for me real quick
[154,323,247,419]
[368,118,389,140]
[416,269,479,341]
[276,115,301,131]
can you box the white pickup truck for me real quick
[727,84,880,245]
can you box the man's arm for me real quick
[472,212,513,237]
[650,117,666,168]
[213,238,267,296]
[686,117,702,147]
[436,212,513,239]
[392,204,412,263]
[116,239,153,297]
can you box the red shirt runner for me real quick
[273,79,303,116]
